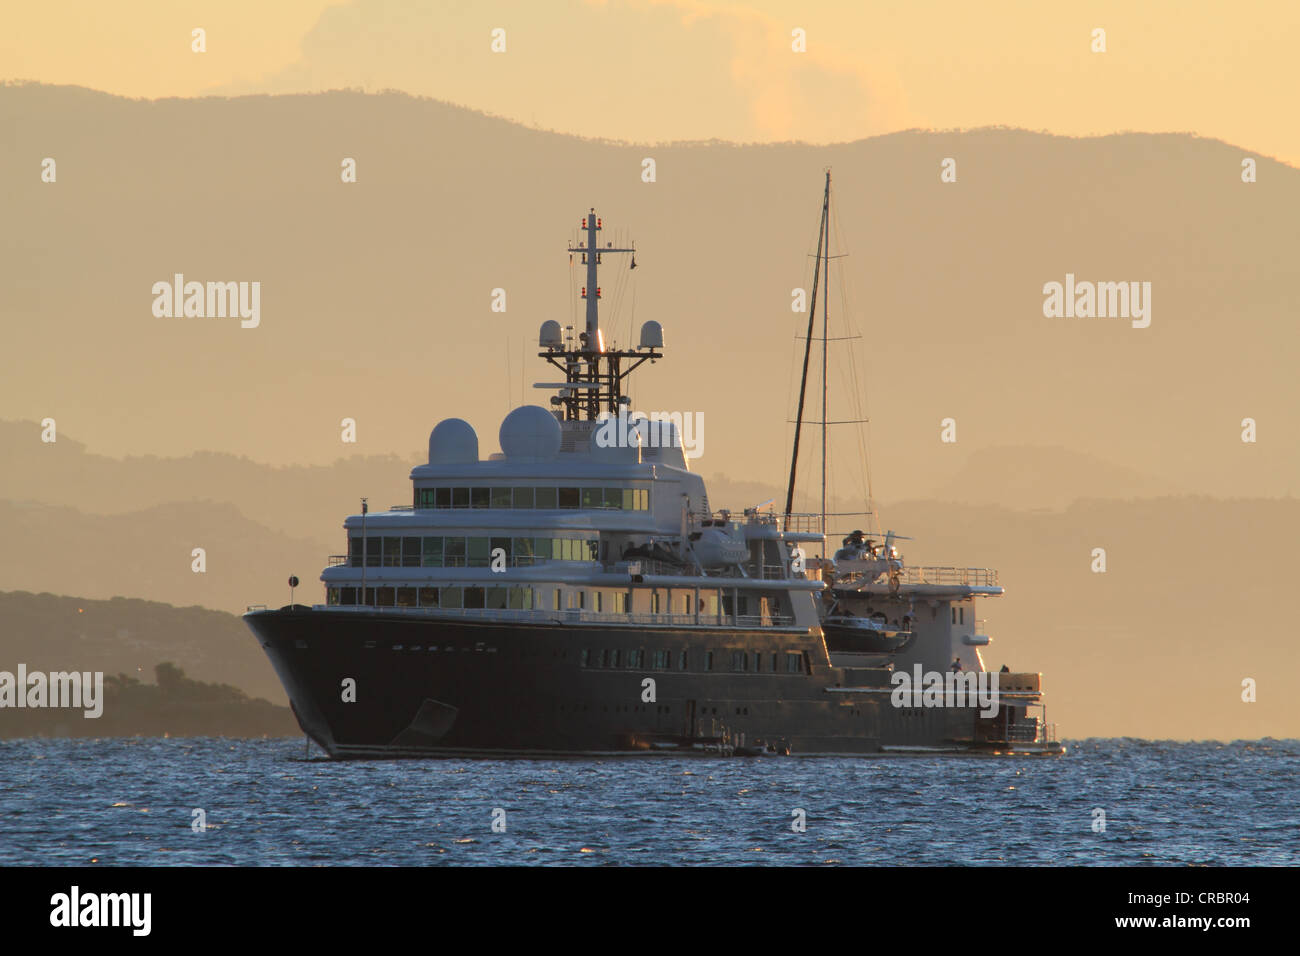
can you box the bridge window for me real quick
[423,537,443,567]
[418,484,647,511]
[402,537,421,567]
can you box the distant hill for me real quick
[926,445,1187,510]
[0,590,285,704]
[1,84,1296,743]
[0,661,297,739]
[0,499,331,613]
[0,84,1294,504]
[0,419,414,541]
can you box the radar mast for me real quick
[536,209,663,421]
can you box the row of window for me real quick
[329,586,536,609]
[327,583,783,621]
[348,535,599,568]
[415,486,650,512]
[327,585,632,612]
[580,648,806,674]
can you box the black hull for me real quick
[244,608,1062,759]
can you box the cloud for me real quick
[208,0,910,144]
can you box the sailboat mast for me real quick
[783,171,831,523]
[821,172,831,550]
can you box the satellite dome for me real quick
[499,405,561,460]
[539,320,563,349]
[639,320,664,349]
[428,418,479,464]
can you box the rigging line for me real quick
[614,251,633,348]
[829,190,878,532]
[626,276,637,368]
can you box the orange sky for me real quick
[2,0,1296,165]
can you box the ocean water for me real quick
[0,737,1295,866]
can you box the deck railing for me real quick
[897,566,999,587]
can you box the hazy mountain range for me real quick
[1,83,1296,741]
[1,83,1294,501]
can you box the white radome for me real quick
[428,418,479,464]
[499,405,562,459]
